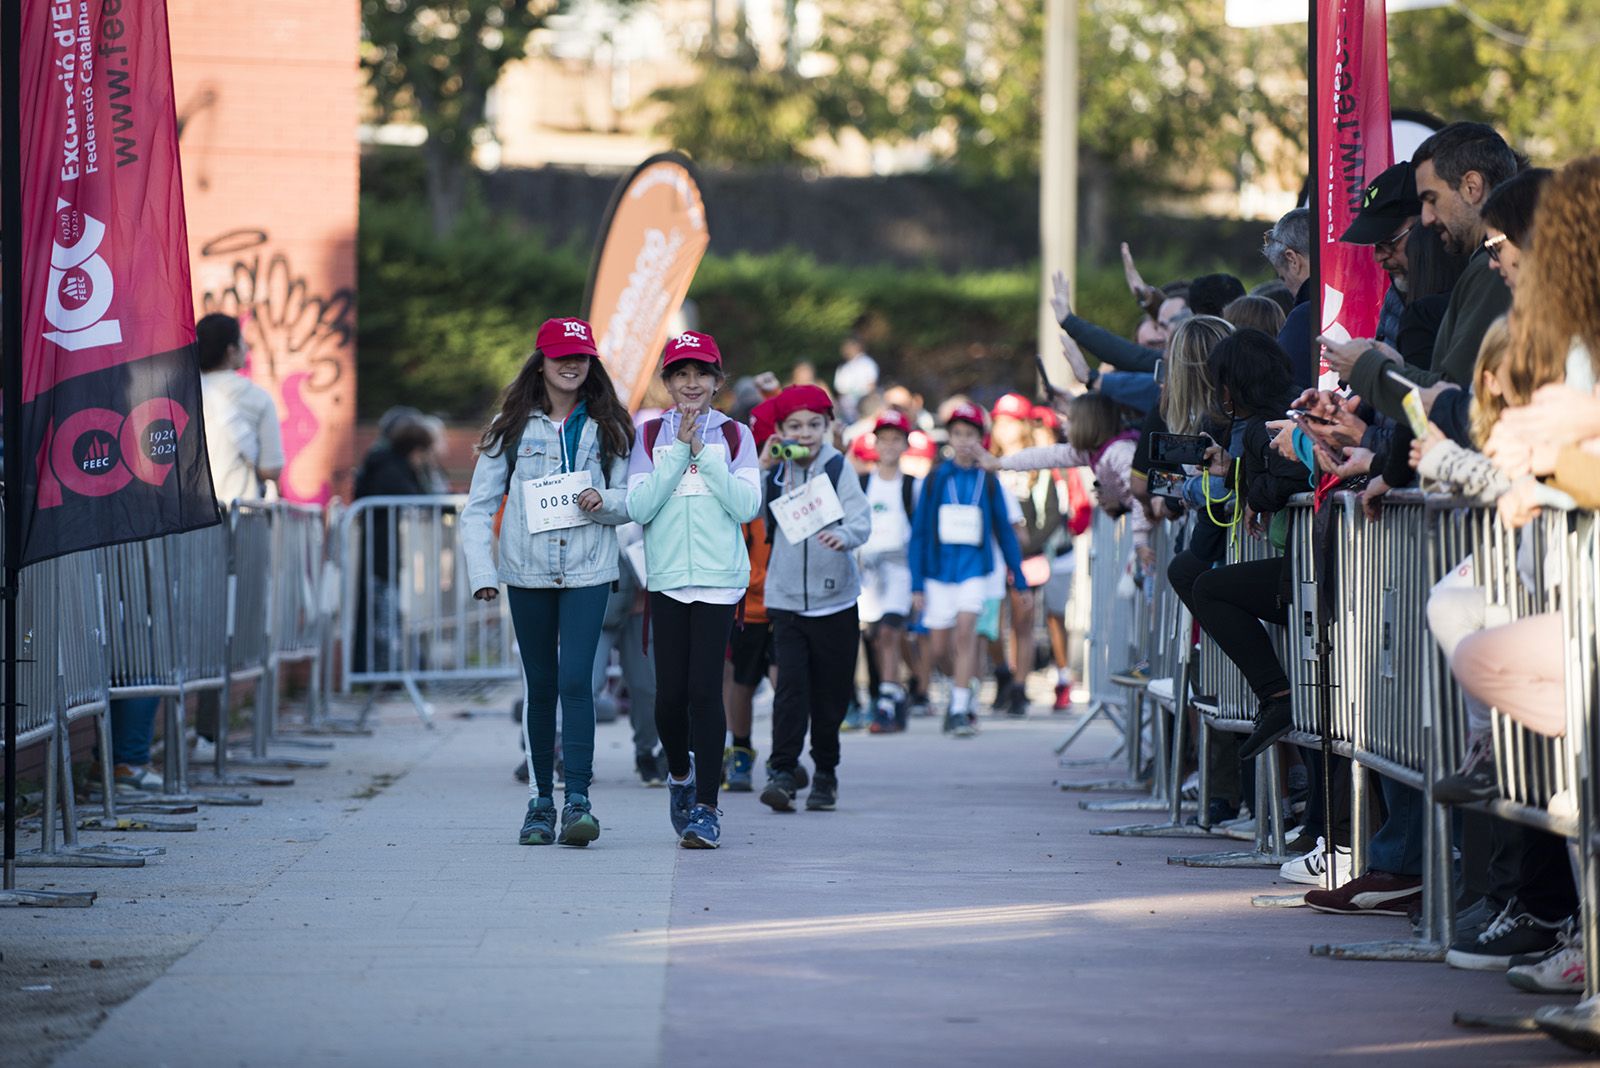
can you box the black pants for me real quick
[770,606,860,776]
[650,594,737,807]
[1190,556,1291,702]
[1487,821,1579,922]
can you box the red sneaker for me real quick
[1052,683,1072,711]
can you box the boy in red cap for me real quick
[757,385,873,812]
[857,409,919,732]
[627,331,762,848]
[908,402,1031,736]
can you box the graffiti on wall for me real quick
[197,228,355,503]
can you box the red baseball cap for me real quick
[663,331,723,369]
[536,317,600,358]
[873,410,913,436]
[905,430,938,459]
[850,434,880,463]
[992,392,1033,422]
[1031,405,1060,430]
[749,396,780,450]
[946,401,988,432]
[771,384,834,424]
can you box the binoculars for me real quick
[768,439,811,461]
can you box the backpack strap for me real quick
[900,472,915,519]
[643,417,662,456]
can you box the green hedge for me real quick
[357,197,1217,421]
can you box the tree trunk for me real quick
[423,141,466,239]
[1078,149,1113,265]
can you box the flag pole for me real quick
[3,0,23,893]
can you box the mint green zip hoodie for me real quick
[625,409,762,592]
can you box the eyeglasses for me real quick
[1374,224,1413,257]
[1484,232,1509,264]
[1261,228,1279,249]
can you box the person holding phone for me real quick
[627,332,762,848]
[461,318,635,848]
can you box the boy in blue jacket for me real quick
[909,402,1031,736]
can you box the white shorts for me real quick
[859,558,913,625]
[921,575,991,631]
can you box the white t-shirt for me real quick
[201,370,285,504]
[833,353,879,401]
[862,471,913,558]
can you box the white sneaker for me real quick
[190,736,217,762]
[1278,836,1352,887]
[1181,771,1200,801]
[1549,789,1577,823]
[1509,935,1586,994]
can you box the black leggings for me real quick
[1190,556,1291,702]
[650,594,737,807]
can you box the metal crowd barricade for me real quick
[335,496,519,725]
[1056,508,1136,760]
[243,502,335,755]
[1562,511,1599,1000]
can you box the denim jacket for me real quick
[461,412,631,593]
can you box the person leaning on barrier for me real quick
[198,312,284,503]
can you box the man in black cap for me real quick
[1340,160,1423,349]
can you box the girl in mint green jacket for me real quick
[626,332,760,849]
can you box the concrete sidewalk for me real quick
[2,687,1580,1067]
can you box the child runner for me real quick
[627,331,762,848]
[1031,405,1094,710]
[462,317,635,847]
[988,392,1040,717]
[758,385,873,812]
[722,396,782,793]
[857,409,919,733]
[909,402,1031,737]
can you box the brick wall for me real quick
[169,2,361,502]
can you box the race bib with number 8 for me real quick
[938,503,983,546]
[524,472,594,534]
[774,475,846,545]
[657,444,724,497]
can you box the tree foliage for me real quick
[362,0,559,235]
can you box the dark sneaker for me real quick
[806,772,838,811]
[514,760,530,785]
[760,769,799,812]
[792,764,811,791]
[636,751,665,788]
[907,693,934,718]
[1445,898,1564,971]
[1202,798,1238,827]
[1239,696,1294,762]
[1006,682,1029,718]
[1305,870,1422,917]
[869,697,899,733]
[945,711,978,737]
[1434,732,1498,804]
[557,794,600,847]
[724,746,757,792]
[668,754,697,835]
[681,804,722,849]
[518,797,557,845]
[842,701,870,732]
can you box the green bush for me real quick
[357,197,1240,421]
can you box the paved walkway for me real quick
[2,685,1580,1066]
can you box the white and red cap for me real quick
[536,317,600,358]
[662,331,723,369]
[946,401,988,432]
[873,410,914,436]
[991,392,1034,422]
[905,430,938,459]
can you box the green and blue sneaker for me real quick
[557,794,601,847]
[519,797,557,845]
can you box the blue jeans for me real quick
[108,697,159,766]
[1368,777,1425,877]
[507,584,610,800]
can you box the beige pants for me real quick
[1451,612,1566,738]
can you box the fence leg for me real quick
[1170,746,1299,869]
[402,677,437,729]
[1091,657,1214,839]
[16,726,150,869]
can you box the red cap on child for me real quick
[873,410,913,435]
[749,397,781,450]
[535,317,600,359]
[905,430,937,459]
[991,392,1034,422]
[850,434,880,463]
[662,331,723,368]
[1031,404,1060,429]
[770,384,834,424]
[946,401,988,432]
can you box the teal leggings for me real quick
[507,584,610,799]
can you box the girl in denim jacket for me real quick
[461,318,635,848]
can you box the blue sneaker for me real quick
[519,797,556,845]
[668,754,697,835]
[723,746,756,792]
[680,804,721,849]
[557,794,600,847]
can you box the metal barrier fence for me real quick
[333,496,518,725]
[1055,508,1136,759]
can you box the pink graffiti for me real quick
[274,371,333,504]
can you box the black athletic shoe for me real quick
[518,797,556,845]
[636,751,665,788]
[761,769,799,812]
[806,772,838,811]
[1434,733,1498,804]
[1445,898,1565,971]
[513,760,530,785]
[1239,696,1294,761]
[1006,681,1029,718]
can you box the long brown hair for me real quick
[1507,156,1600,400]
[477,351,636,466]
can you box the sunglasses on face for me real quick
[1484,232,1509,264]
